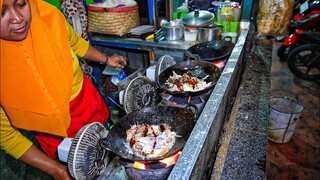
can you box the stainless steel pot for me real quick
[197,24,223,42]
[182,9,215,27]
[161,21,184,41]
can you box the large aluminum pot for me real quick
[161,21,184,41]
[197,24,223,42]
[182,9,215,27]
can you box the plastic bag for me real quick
[257,0,294,36]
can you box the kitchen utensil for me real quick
[155,55,177,87]
[154,28,165,42]
[107,105,198,161]
[197,24,223,42]
[161,21,184,41]
[160,19,168,27]
[221,32,238,43]
[157,60,221,96]
[182,9,215,27]
[186,39,235,61]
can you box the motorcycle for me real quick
[277,0,320,58]
[289,0,320,33]
[277,29,320,58]
[287,32,320,81]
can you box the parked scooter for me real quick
[277,29,320,58]
[287,32,320,81]
[289,1,320,33]
[289,0,320,33]
[291,0,308,18]
[277,0,320,58]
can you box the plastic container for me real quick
[268,97,304,143]
[184,29,198,41]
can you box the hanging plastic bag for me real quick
[257,0,294,36]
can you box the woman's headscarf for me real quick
[0,0,74,137]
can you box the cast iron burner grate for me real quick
[120,160,173,180]
[119,151,181,180]
[159,89,212,114]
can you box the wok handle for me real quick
[185,51,201,63]
[223,36,232,42]
[184,104,199,119]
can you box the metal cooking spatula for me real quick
[100,131,135,159]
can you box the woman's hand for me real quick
[19,145,72,180]
[50,163,72,180]
[84,45,127,69]
[107,55,127,69]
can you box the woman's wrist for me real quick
[100,56,109,66]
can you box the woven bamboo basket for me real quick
[87,3,140,37]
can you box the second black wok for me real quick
[157,60,221,96]
[186,40,235,61]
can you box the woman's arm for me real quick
[84,45,127,69]
[19,145,72,180]
[65,21,127,69]
[0,107,71,179]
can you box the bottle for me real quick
[219,0,240,22]
[175,1,189,19]
[111,70,127,86]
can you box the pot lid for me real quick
[67,122,110,179]
[123,76,158,114]
[155,55,176,87]
[182,9,215,27]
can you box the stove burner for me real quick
[160,89,212,114]
[169,95,204,104]
[120,151,181,180]
[125,166,172,180]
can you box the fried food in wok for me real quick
[165,71,211,92]
[126,123,176,158]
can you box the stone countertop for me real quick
[211,37,272,179]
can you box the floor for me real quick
[266,41,320,179]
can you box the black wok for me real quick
[186,40,235,61]
[102,105,198,162]
[158,60,221,96]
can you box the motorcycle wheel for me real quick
[277,44,297,58]
[287,44,320,81]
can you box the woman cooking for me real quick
[0,0,126,179]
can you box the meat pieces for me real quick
[165,71,211,91]
[126,123,176,158]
